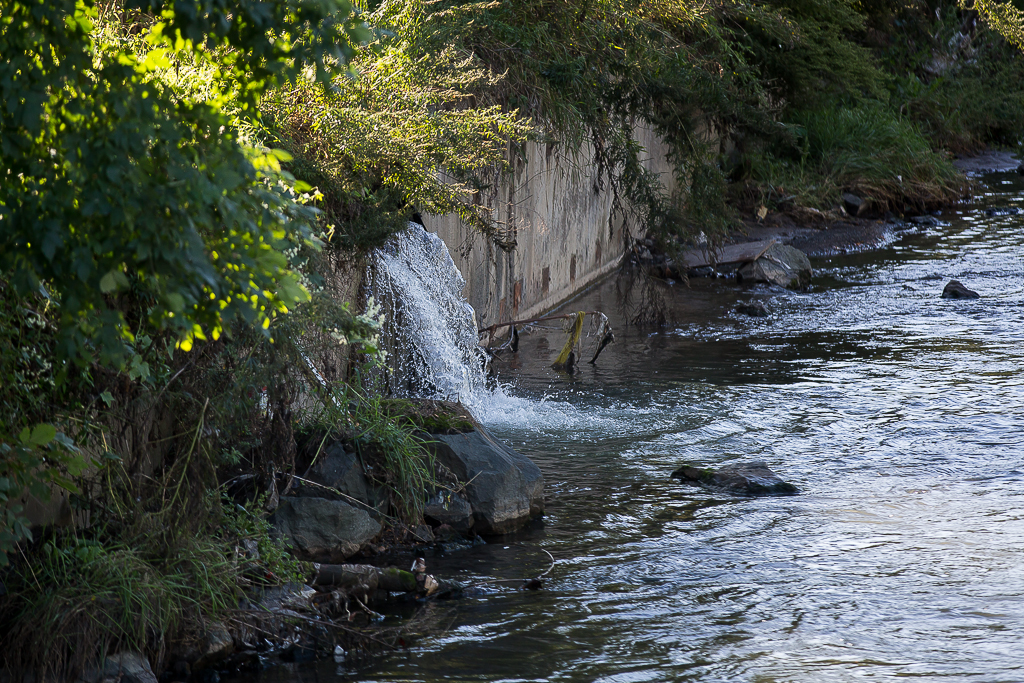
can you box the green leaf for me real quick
[99,271,118,293]
[28,423,57,447]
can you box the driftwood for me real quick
[479,310,614,370]
[678,239,777,269]
[589,329,614,364]
[478,311,605,338]
[552,312,585,370]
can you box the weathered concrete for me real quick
[423,125,675,329]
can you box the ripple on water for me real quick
[238,175,1024,683]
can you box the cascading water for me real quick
[365,223,611,430]
[365,223,488,404]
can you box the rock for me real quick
[193,622,234,669]
[737,243,812,289]
[984,207,1022,216]
[270,496,381,562]
[671,461,798,496]
[424,491,474,532]
[78,652,157,683]
[1017,163,1024,176]
[735,301,770,318]
[941,280,980,299]
[426,426,544,535]
[410,523,435,543]
[909,214,942,226]
[294,441,386,513]
[842,192,870,217]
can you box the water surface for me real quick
[273,173,1024,682]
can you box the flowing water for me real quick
[365,224,486,402]
[272,172,1024,682]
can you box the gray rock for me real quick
[941,280,980,299]
[735,301,770,317]
[295,442,386,513]
[78,652,157,683]
[426,427,544,535]
[270,496,381,562]
[737,243,812,289]
[424,491,474,532]
[842,192,870,217]
[410,524,435,543]
[193,622,234,668]
[671,461,798,496]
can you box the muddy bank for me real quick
[726,150,1021,258]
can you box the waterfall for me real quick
[366,223,592,431]
[365,223,488,403]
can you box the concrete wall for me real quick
[423,124,675,330]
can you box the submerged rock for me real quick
[671,461,798,496]
[735,301,770,318]
[426,426,544,535]
[941,280,980,299]
[983,207,1022,217]
[270,496,381,562]
[737,243,812,289]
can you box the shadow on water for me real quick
[237,174,1024,682]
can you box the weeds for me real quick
[750,105,967,213]
[298,382,438,525]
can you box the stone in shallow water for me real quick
[735,301,770,318]
[736,243,812,289]
[941,280,980,299]
[671,461,798,496]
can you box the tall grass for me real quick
[0,534,237,679]
[752,105,968,212]
[298,382,437,525]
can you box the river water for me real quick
[271,172,1024,682]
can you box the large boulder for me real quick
[293,441,387,514]
[426,427,544,535]
[737,243,812,289]
[671,461,797,496]
[270,496,381,562]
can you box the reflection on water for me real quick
[257,173,1024,682]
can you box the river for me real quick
[261,171,1024,682]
